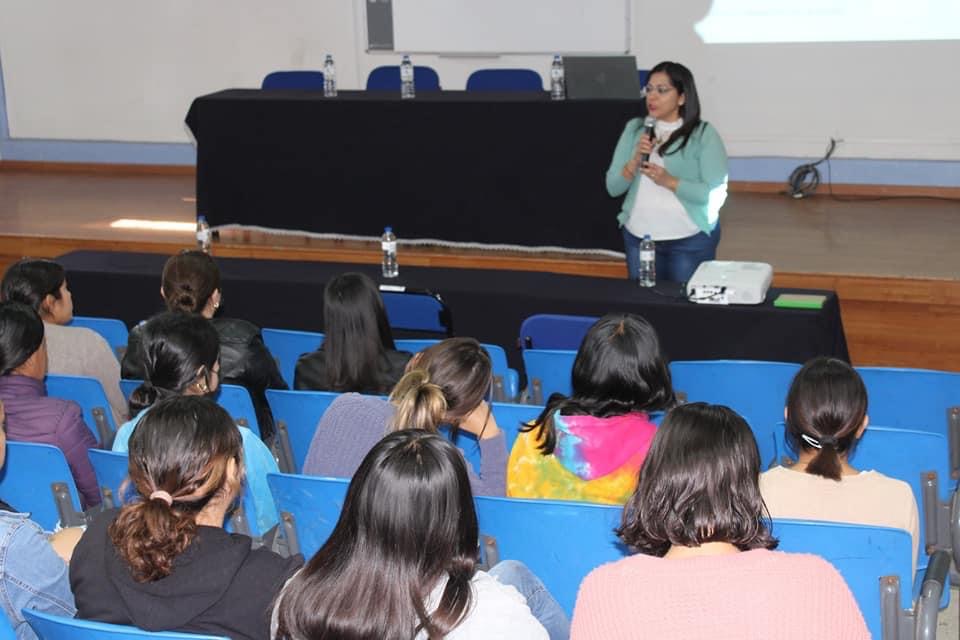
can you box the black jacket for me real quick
[123,317,287,440]
[294,348,412,394]
[70,509,302,640]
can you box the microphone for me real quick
[640,116,656,164]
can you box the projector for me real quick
[686,261,773,305]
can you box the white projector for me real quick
[686,261,773,305]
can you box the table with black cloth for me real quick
[185,89,642,252]
[57,251,849,377]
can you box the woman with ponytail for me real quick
[72,396,301,640]
[274,430,562,640]
[760,357,919,567]
[112,312,281,534]
[302,337,508,496]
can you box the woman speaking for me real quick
[606,61,728,283]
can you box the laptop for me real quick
[564,56,642,100]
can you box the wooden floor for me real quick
[1,166,958,371]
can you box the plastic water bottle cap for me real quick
[384,226,392,233]
[198,215,207,223]
[643,234,651,240]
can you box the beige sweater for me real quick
[44,322,127,425]
[760,465,920,571]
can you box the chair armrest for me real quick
[914,550,951,640]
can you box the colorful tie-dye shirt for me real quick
[506,410,657,505]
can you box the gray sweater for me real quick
[302,394,507,496]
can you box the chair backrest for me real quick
[215,384,260,438]
[88,449,133,509]
[23,608,228,639]
[120,378,141,400]
[669,360,802,468]
[474,495,626,615]
[261,328,325,389]
[0,616,15,640]
[0,442,85,530]
[67,316,129,358]
[394,339,519,401]
[267,473,349,558]
[365,65,441,90]
[265,389,341,473]
[380,290,453,336]
[465,68,543,91]
[519,314,597,350]
[855,366,960,477]
[44,374,117,446]
[637,68,650,88]
[261,70,325,90]
[521,349,576,402]
[491,402,543,452]
[772,518,914,639]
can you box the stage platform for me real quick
[0,165,958,371]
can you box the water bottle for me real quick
[196,215,211,253]
[323,54,337,97]
[381,226,399,278]
[639,234,656,287]
[550,55,565,100]
[400,55,415,99]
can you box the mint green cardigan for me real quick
[605,118,729,234]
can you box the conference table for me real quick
[57,251,849,375]
[185,89,642,252]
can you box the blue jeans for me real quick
[622,224,721,284]
[489,560,570,640]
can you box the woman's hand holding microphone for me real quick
[622,132,679,191]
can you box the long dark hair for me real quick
[275,430,478,640]
[390,338,492,433]
[648,61,703,156]
[618,403,778,556]
[785,357,868,481]
[128,312,220,415]
[161,250,221,313]
[109,396,243,582]
[525,313,675,455]
[1,259,66,313]
[321,272,397,393]
[0,301,45,376]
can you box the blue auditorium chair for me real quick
[23,608,228,639]
[366,65,441,91]
[670,360,802,468]
[466,69,543,92]
[120,378,141,400]
[491,402,543,452]
[261,70,324,90]
[0,442,86,530]
[380,289,453,336]
[67,315,129,360]
[475,495,625,615]
[519,313,597,350]
[261,328,325,389]
[267,473,349,558]
[265,389,341,473]
[395,339,519,401]
[45,374,117,447]
[638,69,650,88]
[215,383,260,438]
[88,449,132,509]
[521,349,576,403]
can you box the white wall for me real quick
[1,0,958,160]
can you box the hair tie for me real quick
[820,435,838,447]
[149,490,173,506]
[800,433,822,450]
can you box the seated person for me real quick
[508,313,675,504]
[0,301,99,508]
[303,338,507,496]
[275,430,565,640]
[572,403,868,639]
[294,272,411,393]
[122,250,286,440]
[761,356,920,568]
[72,396,302,640]
[0,399,82,640]
[2,258,126,425]
[114,312,279,534]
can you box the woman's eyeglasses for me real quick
[642,85,676,96]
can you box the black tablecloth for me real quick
[185,90,641,252]
[57,251,849,374]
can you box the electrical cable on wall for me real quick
[785,138,837,199]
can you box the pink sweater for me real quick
[571,549,869,640]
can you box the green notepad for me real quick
[774,294,827,309]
